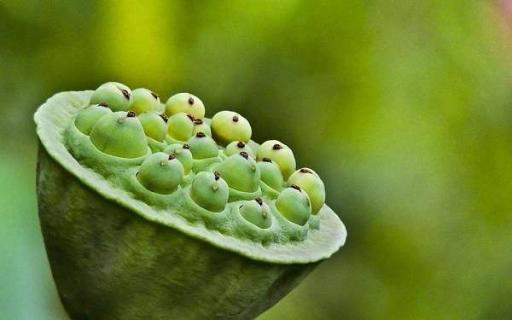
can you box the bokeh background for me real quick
[2,1,512,319]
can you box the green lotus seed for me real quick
[190,171,229,212]
[74,103,112,135]
[288,168,326,214]
[90,82,132,112]
[256,140,296,179]
[192,118,212,136]
[137,153,184,194]
[129,88,160,114]
[225,141,255,158]
[90,111,148,158]
[187,132,219,159]
[164,143,193,174]
[275,185,311,226]
[165,93,205,119]
[216,152,260,193]
[239,198,272,229]
[257,158,284,191]
[138,112,167,141]
[211,111,252,146]
[167,112,195,142]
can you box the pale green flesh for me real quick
[34,91,347,264]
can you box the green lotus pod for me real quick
[74,103,112,135]
[164,143,193,174]
[90,82,132,111]
[225,140,255,158]
[190,171,229,212]
[258,158,284,192]
[275,185,311,226]
[34,91,346,320]
[129,88,160,114]
[288,168,326,214]
[187,132,219,159]
[165,93,205,119]
[211,111,252,146]
[239,198,272,229]
[167,112,195,142]
[137,112,167,142]
[257,140,296,179]
[192,118,212,136]
[137,152,184,194]
[90,111,148,158]
[216,152,260,193]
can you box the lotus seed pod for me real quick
[216,152,260,193]
[225,141,255,158]
[190,171,229,212]
[192,118,212,136]
[256,140,296,179]
[239,198,272,229]
[129,88,160,114]
[275,185,311,226]
[186,132,219,159]
[257,158,284,191]
[211,111,252,146]
[167,112,194,142]
[137,153,184,194]
[164,143,193,174]
[74,103,112,135]
[288,168,326,214]
[90,111,148,158]
[165,93,205,119]
[90,82,132,111]
[138,112,167,141]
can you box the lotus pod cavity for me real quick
[225,141,255,158]
[257,140,296,179]
[167,112,194,142]
[211,111,251,146]
[129,88,160,114]
[165,93,205,119]
[138,112,167,141]
[137,153,184,194]
[74,103,112,135]
[288,168,326,214]
[192,118,212,136]
[258,158,284,192]
[216,152,260,193]
[164,143,193,174]
[90,82,132,111]
[90,111,148,158]
[190,171,229,212]
[276,185,311,226]
[239,198,272,229]
[34,88,346,320]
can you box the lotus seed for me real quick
[257,159,284,192]
[167,112,195,142]
[90,82,132,112]
[138,112,167,142]
[129,88,161,114]
[192,118,212,136]
[288,168,326,214]
[190,171,229,212]
[165,93,205,119]
[74,104,112,135]
[137,152,184,194]
[275,186,311,226]
[225,141,255,158]
[216,153,260,193]
[256,140,296,179]
[239,198,272,229]
[90,111,148,158]
[187,132,219,159]
[211,111,252,146]
[164,144,193,174]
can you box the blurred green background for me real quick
[2,0,512,319]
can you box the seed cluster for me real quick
[72,82,327,239]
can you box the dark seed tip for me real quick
[196,132,206,138]
[183,144,190,149]
[272,143,283,150]
[291,184,301,191]
[240,151,249,159]
[237,141,245,148]
[300,168,312,174]
[194,118,203,125]
[151,91,159,99]
[214,171,221,180]
[160,113,168,122]
[127,111,136,118]
[232,115,239,122]
[187,114,195,121]
[262,157,272,162]
[255,197,263,206]
[188,96,195,105]
[169,154,176,160]
[120,88,130,99]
